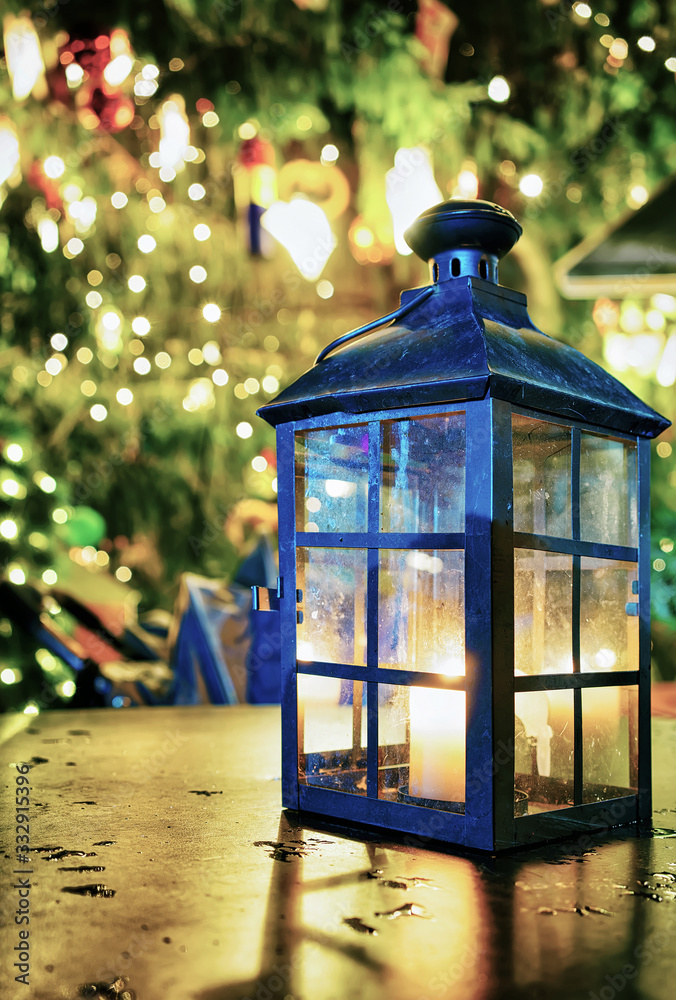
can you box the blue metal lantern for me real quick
[254,200,670,851]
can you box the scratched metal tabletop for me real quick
[1,705,675,1000]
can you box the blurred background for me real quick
[0,0,674,714]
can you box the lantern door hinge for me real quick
[625,602,639,617]
[251,577,283,612]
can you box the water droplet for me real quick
[374,902,430,919]
[343,917,378,935]
[62,884,115,897]
[73,801,97,805]
[362,869,383,879]
[537,907,557,915]
[651,871,676,883]
[68,730,91,736]
[58,865,105,873]
[93,841,116,846]
[380,879,408,890]
[188,790,223,796]
[44,850,97,861]
[621,890,663,902]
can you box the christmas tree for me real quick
[1,0,674,711]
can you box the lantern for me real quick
[254,200,670,851]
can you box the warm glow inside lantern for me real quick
[255,200,670,851]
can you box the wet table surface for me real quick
[1,705,676,1000]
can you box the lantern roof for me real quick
[258,201,670,439]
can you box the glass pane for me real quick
[381,412,465,533]
[514,549,573,675]
[295,425,368,533]
[378,683,465,810]
[580,558,638,673]
[512,415,571,538]
[580,433,638,547]
[582,686,638,802]
[515,689,574,815]
[296,548,366,666]
[379,550,464,672]
[298,675,366,795]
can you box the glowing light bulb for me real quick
[133,357,151,375]
[0,519,18,539]
[573,2,592,17]
[0,119,21,187]
[66,238,84,256]
[43,156,65,178]
[202,341,221,365]
[102,311,121,331]
[385,147,442,256]
[154,352,171,369]
[638,36,656,52]
[236,422,253,439]
[519,173,544,198]
[90,404,108,421]
[50,333,68,351]
[8,566,26,584]
[128,275,146,292]
[111,191,128,209]
[316,280,334,299]
[38,217,59,253]
[488,75,510,102]
[202,303,221,323]
[138,234,157,253]
[77,347,93,364]
[116,566,132,582]
[262,199,336,279]
[189,266,207,283]
[116,388,133,405]
[212,369,228,386]
[45,358,62,376]
[262,375,279,393]
[132,317,150,335]
[188,184,206,201]
[193,224,211,241]
[4,14,46,100]
[6,444,24,462]
[104,54,133,86]
[159,96,190,170]
[321,144,339,164]
[42,569,57,585]
[65,63,84,86]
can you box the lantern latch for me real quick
[625,602,639,617]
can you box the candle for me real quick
[409,658,465,803]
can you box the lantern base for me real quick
[397,785,528,816]
[397,786,529,818]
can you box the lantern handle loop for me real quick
[315,285,435,364]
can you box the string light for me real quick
[262,199,336,278]
[519,174,544,197]
[86,291,103,308]
[189,265,207,283]
[316,280,334,299]
[90,404,108,421]
[8,566,26,585]
[202,341,221,364]
[212,368,228,385]
[262,375,279,393]
[116,388,134,405]
[6,444,24,462]
[66,238,84,256]
[193,224,211,241]
[4,14,46,100]
[252,456,267,472]
[132,317,151,335]
[51,333,68,350]
[45,358,63,376]
[236,422,253,439]
[572,2,592,18]
[36,473,56,493]
[38,218,59,253]
[321,144,339,164]
[638,36,656,52]
[188,184,206,201]
[104,54,133,86]
[133,357,151,374]
[202,303,221,322]
[138,234,157,253]
[128,275,146,292]
[244,377,260,394]
[77,347,93,364]
[43,156,65,179]
[52,508,68,523]
[111,191,128,209]
[155,352,172,369]
[487,76,510,102]
[666,57,676,72]
[188,348,203,365]
[116,566,132,582]
[0,519,18,540]
[2,478,21,497]
[42,569,57,585]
